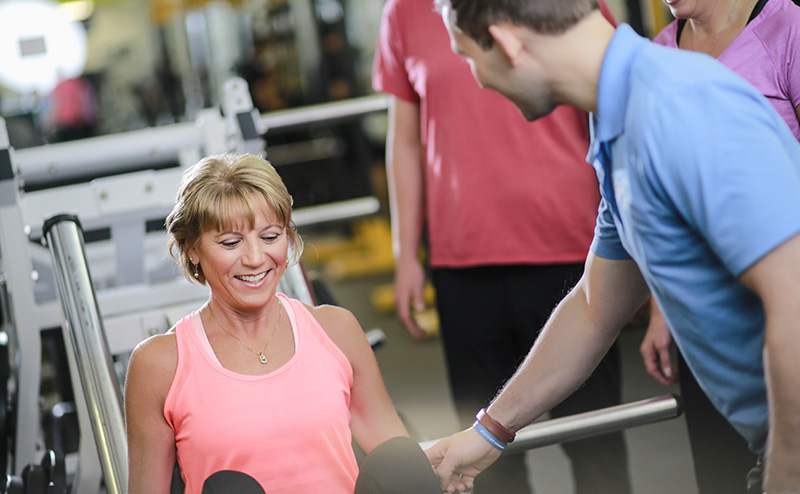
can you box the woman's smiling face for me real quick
[190,196,288,314]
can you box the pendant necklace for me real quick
[208,298,282,365]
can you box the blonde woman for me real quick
[125,154,409,494]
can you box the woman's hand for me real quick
[639,299,677,386]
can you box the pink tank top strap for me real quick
[278,294,352,385]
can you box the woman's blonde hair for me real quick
[165,153,304,284]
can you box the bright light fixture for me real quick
[0,0,88,94]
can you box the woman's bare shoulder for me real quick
[304,303,363,341]
[127,332,179,394]
[305,302,357,326]
[303,302,367,360]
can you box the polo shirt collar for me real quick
[587,24,645,163]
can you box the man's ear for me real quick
[488,23,523,66]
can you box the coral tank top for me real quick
[164,294,357,494]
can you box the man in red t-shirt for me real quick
[372,0,631,492]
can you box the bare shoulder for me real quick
[130,332,178,368]
[303,303,366,357]
[305,303,359,328]
[127,332,179,399]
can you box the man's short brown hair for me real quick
[437,0,598,49]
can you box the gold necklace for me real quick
[688,0,741,57]
[208,298,283,365]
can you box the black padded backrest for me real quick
[170,461,185,494]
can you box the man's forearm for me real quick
[763,317,800,492]
[487,285,623,431]
[487,255,649,432]
[740,233,800,492]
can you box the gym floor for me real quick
[317,268,700,493]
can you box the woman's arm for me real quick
[125,333,179,494]
[794,104,800,130]
[639,298,677,385]
[311,304,408,454]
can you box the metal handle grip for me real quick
[420,394,682,453]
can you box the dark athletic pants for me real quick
[676,352,761,493]
[432,264,631,494]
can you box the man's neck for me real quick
[545,10,616,114]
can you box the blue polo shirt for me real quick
[588,24,800,453]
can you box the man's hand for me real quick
[639,299,677,386]
[394,257,428,339]
[425,428,502,493]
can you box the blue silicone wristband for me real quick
[473,422,507,451]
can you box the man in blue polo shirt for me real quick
[423,0,800,493]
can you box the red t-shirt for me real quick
[373,0,608,267]
[50,78,97,127]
